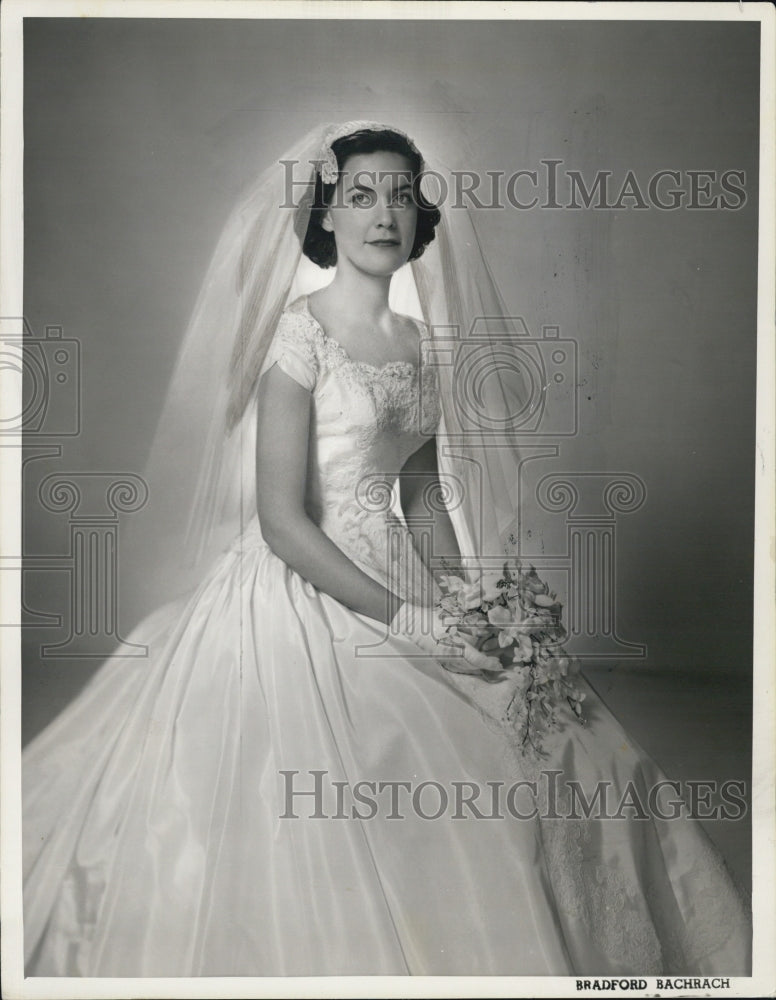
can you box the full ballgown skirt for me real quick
[23,299,751,977]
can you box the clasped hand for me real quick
[391,600,507,677]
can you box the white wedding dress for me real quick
[23,296,751,977]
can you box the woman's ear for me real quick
[320,210,334,234]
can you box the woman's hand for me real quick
[391,600,507,676]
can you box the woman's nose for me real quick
[375,199,397,227]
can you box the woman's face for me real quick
[322,151,418,277]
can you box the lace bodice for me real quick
[254,295,442,600]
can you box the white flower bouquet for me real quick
[437,561,586,754]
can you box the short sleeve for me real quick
[262,310,320,391]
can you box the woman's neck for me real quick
[321,263,393,329]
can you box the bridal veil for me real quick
[129,121,531,613]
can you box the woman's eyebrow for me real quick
[344,181,375,195]
[344,176,413,195]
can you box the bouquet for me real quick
[437,560,586,754]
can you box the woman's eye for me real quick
[393,191,413,206]
[351,192,374,207]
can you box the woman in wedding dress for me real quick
[22,121,751,978]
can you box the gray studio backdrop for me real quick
[21,18,758,744]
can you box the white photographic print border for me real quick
[1,2,774,998]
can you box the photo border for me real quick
[1,2,773,998]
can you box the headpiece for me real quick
[317,120,424,184]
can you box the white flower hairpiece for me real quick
[317,120,423,185]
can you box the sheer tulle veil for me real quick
[126,121,530,617]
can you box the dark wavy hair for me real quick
[296,128,441,269]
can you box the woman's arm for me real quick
[256,364,403,625]
[399,436,464,582]
[257,371,498,674]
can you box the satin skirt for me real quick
[23,530,751,977]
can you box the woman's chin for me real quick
[339,246,410,278]
[356,257,411,279]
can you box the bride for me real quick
[22,121,751,978]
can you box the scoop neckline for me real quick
[299,295,421,374]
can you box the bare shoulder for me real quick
[284,294,309,317]
[396,310,427,336]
